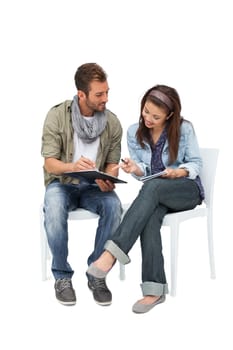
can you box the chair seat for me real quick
[162,206,208,225]
[68,208,99,220]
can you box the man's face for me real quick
[79,80,109,115]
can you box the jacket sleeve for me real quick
[127,124,151,179]
[41,108,62,159]
[178,122,202,179]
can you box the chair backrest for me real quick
[199,148,219,207]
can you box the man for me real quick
[41,63,123,306]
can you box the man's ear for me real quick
[77,90,85,99]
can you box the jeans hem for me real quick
[141,281,169,296]
[104,240,131,264]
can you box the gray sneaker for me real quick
[54,278,76,305]
[87,275,112,306]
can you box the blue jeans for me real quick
[43,181,122,280]
[104,177,202,296]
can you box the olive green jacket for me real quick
[41,100,123,186]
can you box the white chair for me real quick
[40,205,128,281]
[41,148,219,296]
[121,148,219,297]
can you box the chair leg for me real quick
[40,208,49,281]
[170,222,179,297]
[207,212,216,279]
[119,263,125,280]
[118,207,128,281]
[40,205,129,282]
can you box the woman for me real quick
[87,84,204,313]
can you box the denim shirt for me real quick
[127,120,204,199]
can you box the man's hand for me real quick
[44,156,96,175]
[72,156,96,171]
[95,179,115,192]
[94,163,118,192]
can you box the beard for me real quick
[86,99,106,113]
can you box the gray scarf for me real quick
[71,95,107,143]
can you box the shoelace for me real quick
[59,279,72,291]
[93,277,108,290]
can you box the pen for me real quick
[121,158,127,164]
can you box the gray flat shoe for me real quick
[87,263,108,278]
[132,295,166,314]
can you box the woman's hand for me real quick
[117,158,144,177]
[162,168,189,179]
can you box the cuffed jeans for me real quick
[43,181,122,280]
[104,177,202,296]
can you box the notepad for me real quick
[64,170,127,184]
[140,170,167,182]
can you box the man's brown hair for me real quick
[74,63,107,95]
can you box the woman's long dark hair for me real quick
[136,84,184,164]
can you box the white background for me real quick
[0,0,232,349]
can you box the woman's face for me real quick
[142,100,168,129]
